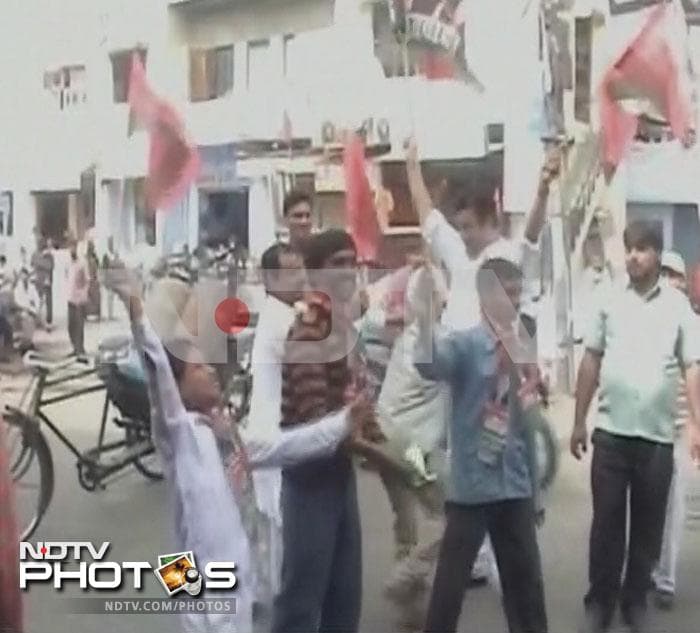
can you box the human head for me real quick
[453,191,500,258]
[164,340,221,413]
[660,251,687,293]
[283,190,313,250]
[0,256,6,267]
[303,229,357,303]
[477,257,523,331]
[260,243,306,306]
[623,221,662,285]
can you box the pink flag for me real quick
[128,54,200,210]
[343,134,381,263]
[600,3,693,170]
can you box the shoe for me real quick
[654,589,674,611]
[621,604,649,633]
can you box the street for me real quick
[5,321,700,633]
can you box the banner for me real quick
[372,0,480,84]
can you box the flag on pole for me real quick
[599,2,694,169]
[343,134,381,263]
[128,53,200,210]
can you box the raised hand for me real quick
[539,146,562,192]
[103,267,142,305]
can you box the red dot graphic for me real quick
[40,546,47,555]
[215,298,250,334]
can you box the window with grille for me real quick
[189,45,234,102]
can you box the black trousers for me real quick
[585,429,674,620]
[272,466,362,633]
[67,303,85,355]
[41,285,52,325]
[426,498,548,633]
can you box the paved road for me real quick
[6,320,700,632]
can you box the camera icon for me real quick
[183,567,203,597]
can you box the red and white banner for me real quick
[373,0,481,85]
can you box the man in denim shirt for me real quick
[415,257,547,633]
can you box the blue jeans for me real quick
[272,459,362,633]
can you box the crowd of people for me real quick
[0,235,125,360]
[18,136,697,633]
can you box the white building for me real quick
[0,0,517,267]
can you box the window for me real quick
[111,48,147,103]
[43,65,87,110]
[283,34,295,77]
[574,17,592,124]
[189,45,234,102]
[133,178,156,246]
[36,193,69,247]
[247,39,271,90]
[0,193,12,237]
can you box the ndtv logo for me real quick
[19,542,237,594]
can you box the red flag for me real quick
[600,3,693,169]
[0,420,22,633]
[343,134,381,263]
[128,54,200,210]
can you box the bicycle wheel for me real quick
[4,410,54,540]
[124,423,163,481]
[533,414,559,491]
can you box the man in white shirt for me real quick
[405,139,560,584]
[406,139,559,329]
[247,243,307,608]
